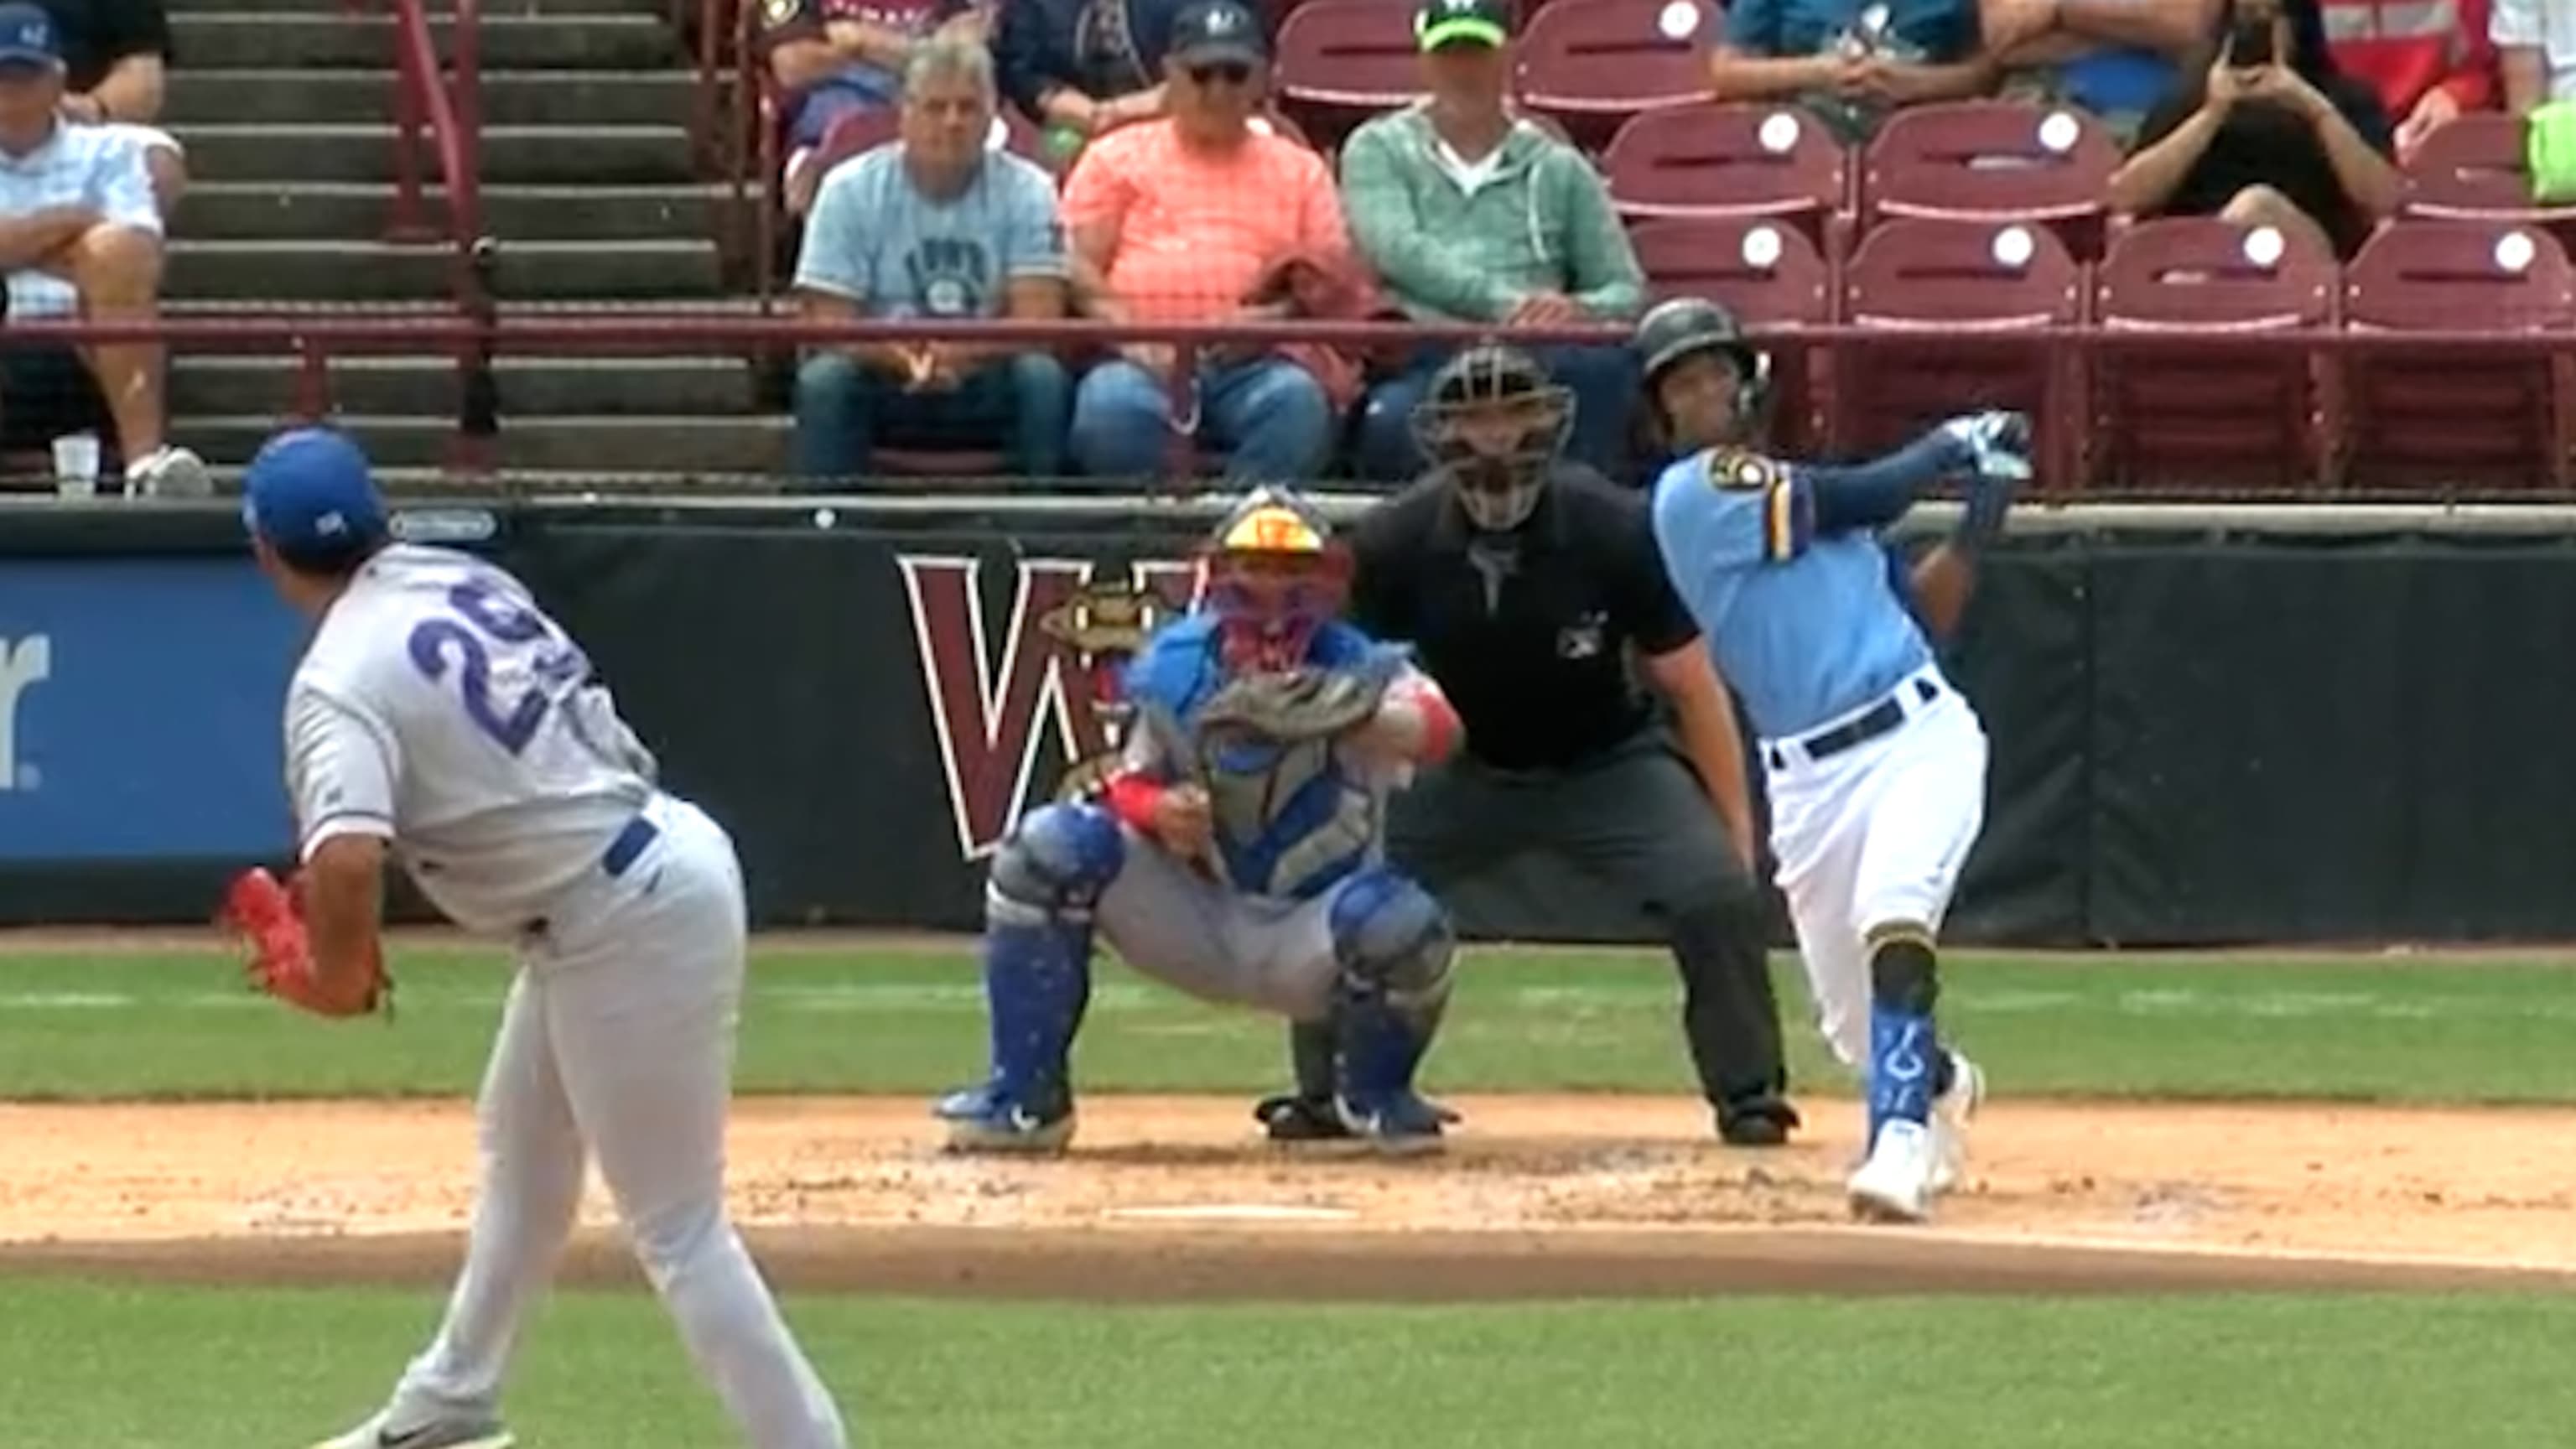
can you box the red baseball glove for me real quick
[217,868,390,1018]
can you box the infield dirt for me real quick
[3,1094,2571,1299]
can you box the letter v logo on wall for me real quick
[898,555,1196,860]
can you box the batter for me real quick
[1634,298,2027,1223]
[228,428,851,1449]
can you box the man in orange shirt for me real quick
[1059,0,1358,480]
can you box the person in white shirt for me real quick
[2493,0,2576,109]
[236,426,851,1449]
[0,1,200,494]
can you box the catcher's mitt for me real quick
[1195,663,1393,745]
[218,867,391,1019]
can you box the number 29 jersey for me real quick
[284,544,660,935]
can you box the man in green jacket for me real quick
[1339,0,1648,483]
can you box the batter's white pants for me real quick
[385,794,849,1449]
[1763,667,1988,1071]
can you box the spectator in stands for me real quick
[38,0,181,212]
[1059,0,1359,480]
[0,2,202,493]
[995,0,1197,158]
[2492,0,2574,111]
[1984,0,2223,142]
[764,0,990,215]
[2107,0,2399,256]
[1341,0,1644,483]
[790,39,1072,483]
[1710,0,1997,141]
[2322,0,2495,157]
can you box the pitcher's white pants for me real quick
[385,796,849,1449]
[1763,667,1988,1071]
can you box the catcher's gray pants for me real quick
[1097,823,1353,1022]
[1388,728,1788,1109]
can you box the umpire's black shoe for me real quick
[1717,1097,1802,1147]
[1256,1092,1355,1142]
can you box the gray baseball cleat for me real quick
[304,1412,515,1449]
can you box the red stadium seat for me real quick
[1836,216,2085,480]
[1274,0,1425,153]
[2401,113,2576,253]
[2340,220,2576,493]
[1602,102,1852,255]
[1860,101,2119,260]
[1630,216,1833,450]
[2090,217,2336,496]
[1513,0,1720,152]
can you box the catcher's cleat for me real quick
[1333,1088,1455,1156]
[1716,1095,1802,1148]
[304,1413,514,1449]
[934,1082,1076,1155]
[1256,1091,1358,1143]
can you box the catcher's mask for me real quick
[1410,343,1573,532]
[1633,296,1772,450]
[1200,485,1350,675]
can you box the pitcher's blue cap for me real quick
[0,3,62,68]
[241,428,390,569]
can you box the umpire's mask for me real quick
[1412,344,1574,532]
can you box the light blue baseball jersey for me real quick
[1649,446,1934,741]
[793,143,1067,318]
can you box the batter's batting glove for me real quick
[1938,410,2035,483]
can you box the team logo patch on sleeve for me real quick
[1706,447,1783,493]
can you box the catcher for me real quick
[935,484,1467,1154]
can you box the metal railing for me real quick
[370,0,496,475]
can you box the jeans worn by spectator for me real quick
[1356,343,1641,484]
[792,350,1072,481]
[1068,355,1334,480]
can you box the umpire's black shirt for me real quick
[1349,466,1701,771]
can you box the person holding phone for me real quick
[2106,0,2401,256]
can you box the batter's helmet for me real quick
[1633,297,1771,440]
[1410,343,1573,532]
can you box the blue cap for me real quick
[0,3,61,68]
[241,428,390,569]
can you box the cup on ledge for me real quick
[50,431,99,499]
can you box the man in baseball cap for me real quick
[241,428,391,583]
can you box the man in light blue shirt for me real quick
[1635,295,2026,1224]
[792,36,1073,483]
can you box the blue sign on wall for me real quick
[0,558,304,862]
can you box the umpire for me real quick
[1255,344,1799,1145]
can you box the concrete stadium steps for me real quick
[168,238,724,301]
[169,354,758,416]
[170,123,697,185]
[178,413,787,473]
[170,13,683,70]
[177,181,745,242]
[167,69,714,127]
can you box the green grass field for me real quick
[7,940,2574,1448]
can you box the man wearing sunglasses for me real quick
[1058,0,1363,482]
[1254,343,1800,1150]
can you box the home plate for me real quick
[1105,1203,1359,1223]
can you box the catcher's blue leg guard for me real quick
[935,802,1123,1153]
[1326,867,1457,1154]
[1863,928,1942,1146]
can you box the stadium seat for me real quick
[1859,101,2119,260]
[2090,217,2336,496]
[1629,216,1832,450]
[1835,216,2084,479]
[1513,0,1720,152]
[1275,0,1426,153]
[2401,113,2576,253]
[2339,220,2576,493]
[1602,102,1852,255]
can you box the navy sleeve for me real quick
[1800,429,1975,533]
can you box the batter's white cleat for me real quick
[1929,1049,1986,1194]
[1847,1119,1940,1223]
[304,1412,514,1449]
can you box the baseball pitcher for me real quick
[1634,298,2026,1223]
[222,428,849,1449]
[935,484,1467,1154]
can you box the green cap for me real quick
[1416,0,1510,50]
